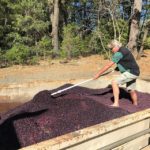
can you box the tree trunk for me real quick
[51,0,59,52]
[136,27,148,60]
[127,0,142,54]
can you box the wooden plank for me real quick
[141,145,150,150]
[113,134,150,150]
[64,119,149,150]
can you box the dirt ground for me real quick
[0,50,149,85]
[0,50,150,113]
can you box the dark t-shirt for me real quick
[111,47,140,76]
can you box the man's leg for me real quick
[129,90,138,105]
[111,80,120,107]
[127,79,138,106]
[111,72,138,107]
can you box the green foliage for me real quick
[28,56,39,65]
[144,36,150,49]
[0,49,7,68]
[0,0,149,66]
[0,0,16,49]
[5,44,30,64]
[61,18,129,60]
[88,31,102,53]
[61,24,80,58]
[13,0,49,46]
[61,23,91,58]
[35,36,53,58]
[0,0,50,65]
[87,18,129,59]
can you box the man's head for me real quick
[107,40,122,53]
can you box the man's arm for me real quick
[94,61,115,79]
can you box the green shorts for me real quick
[114,71,138,91]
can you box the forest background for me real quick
[0,0,150,66]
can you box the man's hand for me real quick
[94,73,101,80]
[93,61,115,80]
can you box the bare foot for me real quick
[133,102,138,106]
[110,103,119,107]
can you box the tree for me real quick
[0,0,149,65]
[127,0,142,53]
[1,0,50,65]
[137,20,150,59]
[49,0,60,53]
[0,0,16,50]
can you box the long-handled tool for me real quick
[51,68,114,97]
[51,78,93,96]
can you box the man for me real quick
[94,40,140,107]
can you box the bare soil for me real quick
[0,50,149,85]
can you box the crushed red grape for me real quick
[0,85,150,149]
